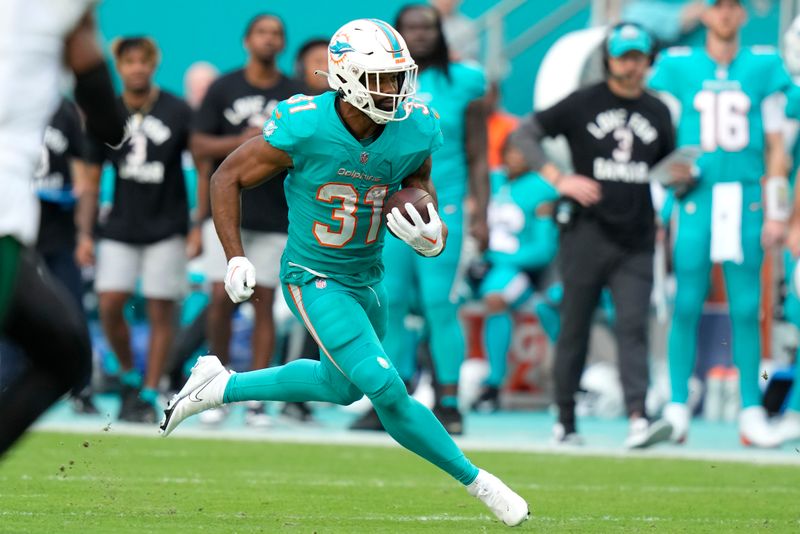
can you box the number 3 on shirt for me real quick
[313,183,388,247]
[693,90,750,152]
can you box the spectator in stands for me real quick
[511,23,678,448]
[184,61,219,110]
[190,14,303,426]
[294,38,330,95]
[76,37,194,423]
[34,98,99,415]
[431,0,479,62]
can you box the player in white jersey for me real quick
[0,0,126,456]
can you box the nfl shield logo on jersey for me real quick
[360,152,369,165]
[315,278,327,289]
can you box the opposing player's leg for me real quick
[664,193,713,442]
[0,243,92,456]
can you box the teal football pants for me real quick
[668,183,764,409]
[223,278,478,485]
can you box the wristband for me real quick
[764,176,791,222]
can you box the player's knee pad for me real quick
[349,351,408,411]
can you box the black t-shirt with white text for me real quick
[193,69,303,233]
[88,90,192,244]
[536,82,675,250]
[35,98,86,254]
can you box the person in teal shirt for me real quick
[649,0,792,448]
[351,4,489,434]
[774,16,800,445]
[159,18,528,527]
[471,142,560,412]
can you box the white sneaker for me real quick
[739,406,780,448]
[624,417,673,449]
[244,401,273,428]
[159,356,233,437]
[466,469,529,527]
[775,410,800,444]
[198,406,229,425]
[551,423,584,446]
[662,402,690,443]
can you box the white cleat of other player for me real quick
[159,355,233,437]
[466,469,529,527]
[739,406,781,448]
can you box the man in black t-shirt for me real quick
[33,97,99,415]
[77,37,193,423]
[512,24,690,449]
[190,14,303,427]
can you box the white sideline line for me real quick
[30,421,800,466]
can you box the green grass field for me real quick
[1,431,799,533]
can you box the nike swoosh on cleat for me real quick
[188,376,218,403]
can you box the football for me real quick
[382,187,433,230]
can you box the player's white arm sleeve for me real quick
[762,92,787,134]
[508,115,549,171]
[386,203,444,257]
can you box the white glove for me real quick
[224,256,256,303]
[386,202,444,257]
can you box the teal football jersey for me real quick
[263,91,443,287]
[485,170,559,269]
[414,63,485,204]
[649,46,791,183]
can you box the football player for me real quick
[774,15,800,444]
[350,4,489,434]
[160,19,528,526]
[0,0,125,456]
[472,142,560,412]
[649,0,792,447]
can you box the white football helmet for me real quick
[784,15,800,76]
[327,19,417,124]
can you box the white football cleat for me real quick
[775,410,800,444]
[662,402,691,443]
[467,469,529,527]
[624,417,673,449]
[739,406,781,448]
[160,356,233,437]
